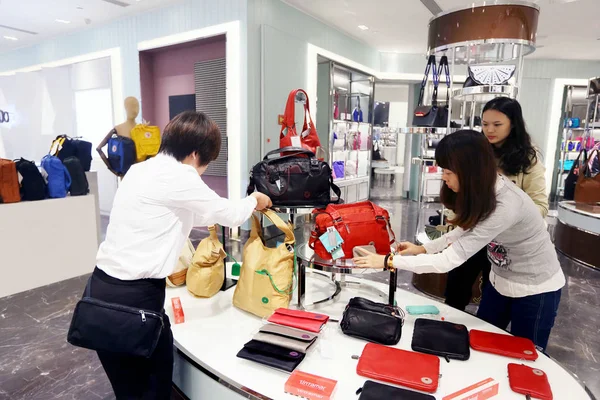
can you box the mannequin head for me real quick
[124,97,140,121]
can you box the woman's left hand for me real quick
[353,248,386,269]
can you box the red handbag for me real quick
[508,363,553,400]
[356,343,440,393]
[279,89,321,155]
[267,308,329,333]
[309,201,395,260]
[470,329,538,361]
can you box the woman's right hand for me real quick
[251,192,272,210]
[396,242,426,256]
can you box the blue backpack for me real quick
[108,134,137,175]
[41,155,71,198]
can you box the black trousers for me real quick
[89,267,173,400]
[444,247,491,311]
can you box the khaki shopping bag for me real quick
[233,209,295,318]
[186,226,226,298]
[166,239,195,287]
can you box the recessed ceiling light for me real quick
[76,6,83,10]
[55,19,71,24]
[3,36,18,41]
[358,25,369,31]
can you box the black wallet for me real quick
[411,318,470,361]
[340,297,404,345]
[236,340,305,373]
[357,380,436,399]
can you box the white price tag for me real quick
[301,129,310,138]
[276,179,281,191]
[291,136,301,148]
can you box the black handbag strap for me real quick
[438,56,451,103]
[85,277,92,298]
[330,178,342,203]
[418,55,438,107]
[263,146,315,160]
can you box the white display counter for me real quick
[165,272,592,400]
[0,192,99,298]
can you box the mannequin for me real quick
[97,97,140,176]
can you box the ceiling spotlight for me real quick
[55,19,71,24]
[3,36,18,41]
[358,25,369,31]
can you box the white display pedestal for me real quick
[0,194,99,298]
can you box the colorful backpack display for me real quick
[15,158,46,201]
[50,135,93,171]
[130,124,161,163]
[41,155,71,198]
[108,133,137,175]
[0,158,21,204]
[63,156,89,196]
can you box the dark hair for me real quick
[159,111,221,165]
[482,97,537,176]
[436,130,497,230]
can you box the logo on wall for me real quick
[0,110,9,124]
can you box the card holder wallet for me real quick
[267,308,329,333]
[259,323,319,342]
[356,343,440,393]
[470,329,538,361]
[253,332,316,353]
[236,340,305,373]
[411,318,470,361]
[508,363,553,400]
[357,380,436,400]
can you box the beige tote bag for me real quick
[186,226,226,298]
[166,239,195,287]
[233,209,295,318]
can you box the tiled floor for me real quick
[1,199,598,399]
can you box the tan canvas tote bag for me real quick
[186,226,226,298]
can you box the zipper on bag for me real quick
[140,310,146,322]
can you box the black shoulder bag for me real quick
[340,297,404,345]
[67,278,164,358]
[412,55,451,128]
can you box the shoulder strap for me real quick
[261,209,295,244]
[418,56,438,106]
[264,147,315,159]
[438,56,451,103]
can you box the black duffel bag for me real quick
[247,146,341,206]
[340,297,404,345]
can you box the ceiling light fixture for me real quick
[358,25,369,31]
[55,19,71,24]
[3,36,18,41]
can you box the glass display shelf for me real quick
[452,85,519,102]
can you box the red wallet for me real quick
[267,308,329,333]
[470,330,538,361]
[356,343,440,393]
[508,363,553,400]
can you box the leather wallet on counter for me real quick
[411,318,470,361]
[356,343,440,393]
[508,363,553,400]
[267,308,329,333]
[357,380,436,400]
[236,340,305,373]
[253,331,316,353]
[470,329,538,361]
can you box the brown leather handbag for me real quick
[574,149,600,204]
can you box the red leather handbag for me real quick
[470,329,538,361]
[279,89,321,155]
[267,308,329,333]
[356,343,440,393]
[508,363,553,400]
[309,201,395,260]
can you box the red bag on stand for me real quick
[280,89,321,154]
[309,201,395,260]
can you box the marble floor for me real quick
[1,198,599,399]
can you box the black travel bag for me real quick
[411,318,470,361]
[63,156,89,196]
[67,278,164,358]
[340,297,404,345]
[357,380,435,400]
[15,158,47,201]
[247,147,341,207]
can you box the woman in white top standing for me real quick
[354,130,564,351]
[91,111,271,399]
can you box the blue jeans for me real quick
[476,283,562,351]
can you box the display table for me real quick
[554,201,600,270]
[165,273,591,400]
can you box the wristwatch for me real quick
[383,252,394,270]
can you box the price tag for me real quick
[301,128,310,138]
[291,136,301,148]
[276,179,281,191]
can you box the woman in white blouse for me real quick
[91,111,271,399]
[354,130,564,351]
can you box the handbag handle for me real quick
[264,147,315,160]
[438,56,451,103]
[281,89,311,135]
[417,56,438,107]
[250,209,295,245]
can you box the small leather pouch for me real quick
[411,318,470,361]
[470,329,538,361]
[267,308,329,333]
[357,380,436,400]
[340,297,403,345]
[356,343,440,393]
[236,340,305,373]
[259,323,318,341]
[508,363,553,400]
[253,332,316,353]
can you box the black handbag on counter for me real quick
[67,278,164,358]
[357,380,435,400]
[340,297,404,345]
[412,56,450,128]
[411,318,470,361]
[247,147,341,207]
[236,339,305,373]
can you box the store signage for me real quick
[0,110,9,124]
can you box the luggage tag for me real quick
[291,136,302,148]
[301,128,310,138]
[319,227,344,260]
